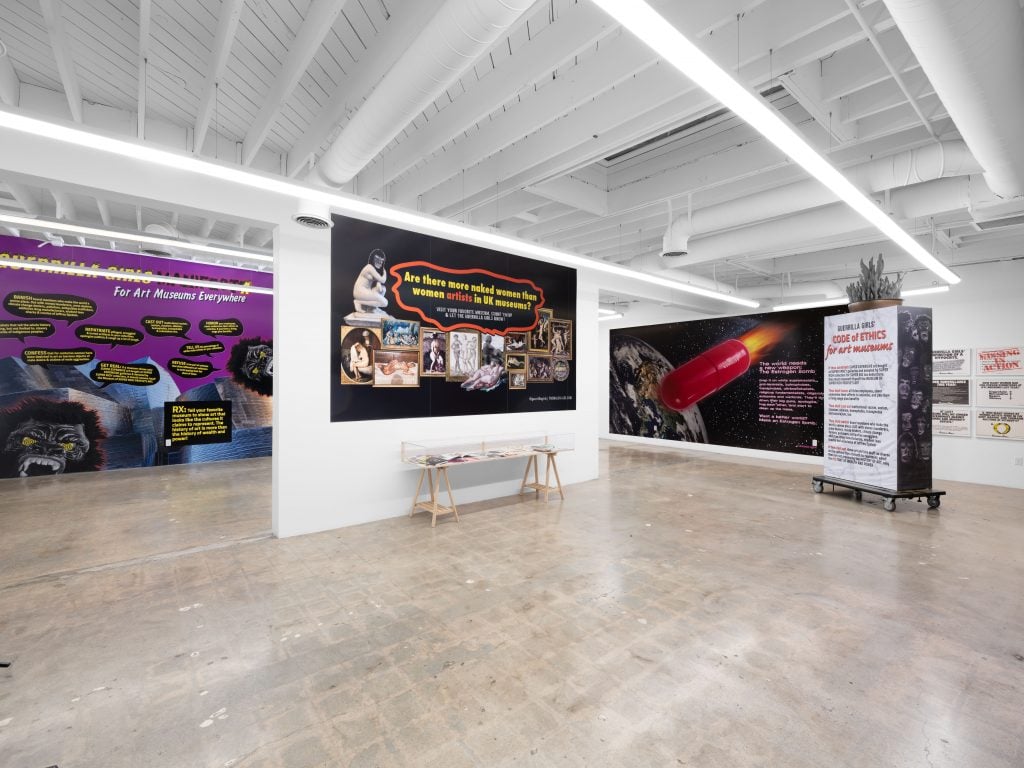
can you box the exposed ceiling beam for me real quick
[0,48,20,106]
[839,68,934,123]
[528,175,609,216]
[137,0,151,139]
[51,188,76,220]
[779,67,858,146]
[467,190,547,227]
[401,0,870,216]
[194,0,245,154]
[356,0,616,198]
[287,0,442,176]
[5,181,41,215]
[95,197,112,226]
[242,0,351,166]
[39,0,83,122]
[841,0,936,139]
[821,26,917,99]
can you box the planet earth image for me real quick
[609,335,708,443]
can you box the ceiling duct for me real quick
[883,0,1024,199]
[680,176,976,265]
[661,141,979,261]
[308,0,536,187]
[141,223,181,256]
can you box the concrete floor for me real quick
[1,442,1023,768]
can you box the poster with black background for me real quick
[609,306,845,455]
[330,214,576,422]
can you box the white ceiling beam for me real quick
[0,48,20,106]
[39,0,83,122]
[841,0,936,139]
[853,96,948,142]
[839,68,933,123]
[778,67,858,145]
[467,190,547,227]
[528,175,609,217]
[95,198,112,226]
[404,0,871,216]
[194,0,245,154]
[555,209,670,250]
[137,0,151,139]
[286,0,443,176]
[95,198,117,248]
[401,57,677,212]
[199,217,216,238]
[821,26,917,99]
[517,209,600,241]
[355,0,616,198]
[242,0,351,166]
[51,189,77,223]
[512,211,539,224]
[5,181,41,215]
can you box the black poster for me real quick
[329,215,576,422]
[164,400,232,447]
[609,307,846,455]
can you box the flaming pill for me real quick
[659,338,750,411]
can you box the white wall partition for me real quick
[0,126,601,537]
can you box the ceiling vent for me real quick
[292,200,333,230]
[972,212,1024,230]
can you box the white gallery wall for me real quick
[275,218,601,537]
[0,127,601,538]
[599,258,1024,489]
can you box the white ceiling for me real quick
[1,0,1023,309]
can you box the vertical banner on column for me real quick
[824,309,900,488]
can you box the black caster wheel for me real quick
[812,480,824,493]
[853,489,863,501]
[882,497,896,512]
[927,495,940,509]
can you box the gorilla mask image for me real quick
[227,337,273,396]
[0,398,107,478]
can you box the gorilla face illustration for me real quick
[243,344,273,382]
[227,337,273,396]
[0,398,106,478]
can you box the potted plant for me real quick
[846,254,904,311]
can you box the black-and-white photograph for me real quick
[420,329,446,377]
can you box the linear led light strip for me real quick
[0,212,273,263]
[773,285,951,311]
[0,108,759,309]
[0,255,273,295]
[589,0,960,287]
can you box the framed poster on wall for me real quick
[975,409,1024,440]
[932,348,970,376]
[975,378,1024,406]
[933,406,972,437]
[976,346,1023,375]
[933,379,970,406]
[329,214,576,422]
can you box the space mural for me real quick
[0,235,273,480]
[609,306,847,455]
